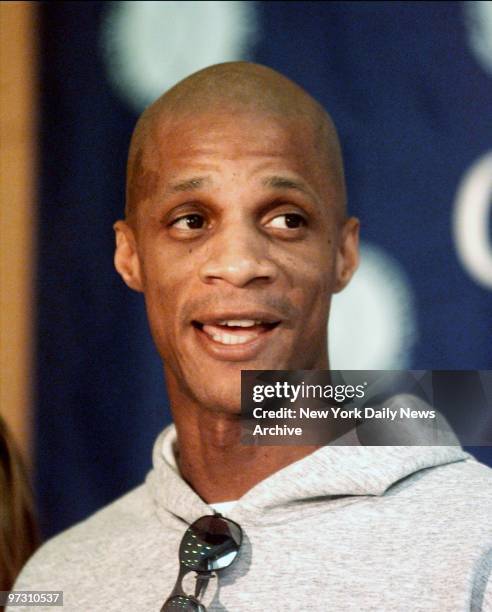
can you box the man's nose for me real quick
[198,227,278,287]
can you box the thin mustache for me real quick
[183,293,299,323]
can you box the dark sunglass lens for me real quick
[180,515,242,572]
[161,595,206,611]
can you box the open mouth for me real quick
[192,319,280,346]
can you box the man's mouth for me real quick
[192,319,280,346]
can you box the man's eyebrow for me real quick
[261,175,311,195]
[167,176,211,194]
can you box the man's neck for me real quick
[172,405,319,504]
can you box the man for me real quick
[12,63,492,611]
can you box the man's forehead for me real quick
[135,115,328,200]
[136,111,326,184]
[151,109,316,148]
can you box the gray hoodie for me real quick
[10,426,492,611]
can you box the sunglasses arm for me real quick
[163,566,215,603]
[195,571,215,599]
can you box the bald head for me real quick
[125,62,346,220]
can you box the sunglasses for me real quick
[161,514,243,611]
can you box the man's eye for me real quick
[171,214,205,230]
[267,213,306,229]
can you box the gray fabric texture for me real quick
[10,425,492,611]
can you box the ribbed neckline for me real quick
[146,425,469,527]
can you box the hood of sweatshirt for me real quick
[146,424,470,527]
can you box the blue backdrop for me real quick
[35,1,492,538]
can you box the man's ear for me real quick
[334,217,360,293]
[113,220,143,292]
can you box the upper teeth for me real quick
[217,320,261,327]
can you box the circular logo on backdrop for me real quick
[101,1,259,113]
[465,0,492,76]
[329,242,417,369]
[453,152,492,289]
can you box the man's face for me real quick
[115,111,358,412]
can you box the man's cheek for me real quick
[290,270,330,305]
[145,288,175,336]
